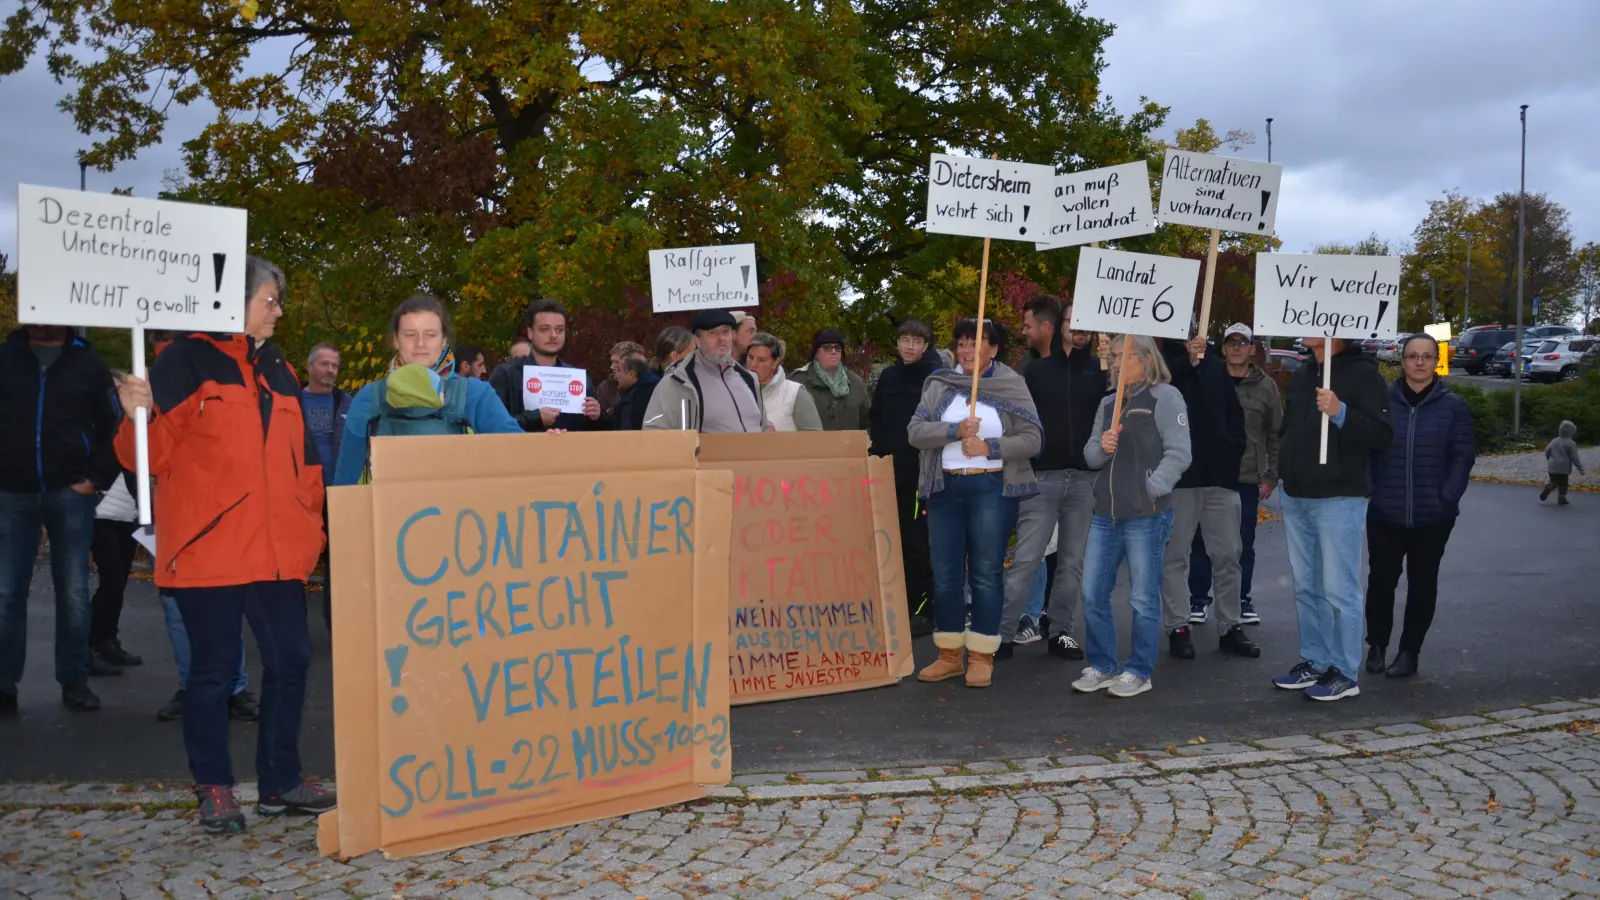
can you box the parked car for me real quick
[1268,349,1306,374]
[1489,338,1544,378]
[1525,324,1579,340]
[1456,325,1516,375]
[1523,335,1598,383]
[1375,333,1412,364]
[1359,337,1385,355]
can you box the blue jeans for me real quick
[1279,493,1368,678]
[160,593,248,694]
[927,474,1020,641]
[0,488,97,691]
[170,581,309,795]
[1081,511,1174,680]
[1188,483,1260,603]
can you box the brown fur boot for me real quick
[965,652,995,687]
[918,633,966,682]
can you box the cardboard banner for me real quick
[1036,161,1156,250]
[698,432,914,705]
[1070,247,1201,340]
[16,184,247,331]
[925,153,1055,242]
[1157,150,1283,235]
[1252,253,1401,340]
[521,365,588,414]
[318,431,733,860]
[648,243,758,313]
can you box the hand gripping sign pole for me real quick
[129,326,152,531]
[1319,345,1334,464]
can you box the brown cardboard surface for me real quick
[699,432,911,705]
[320,432,731,860]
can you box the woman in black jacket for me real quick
[869,319,939,634]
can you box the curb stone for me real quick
[1,703,1594,810]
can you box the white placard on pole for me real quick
[648,243,758,313]
[1251,253,1402,342]
[520,365,588,414]
[925,153,1055,242]
[1036,161,1156,250]
[1069,247,1201,341]
[1157,150,1283,235]
[129,325,152,531]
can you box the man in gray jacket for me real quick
[643,309,771,433]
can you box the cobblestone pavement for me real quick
[5,712,1599,899]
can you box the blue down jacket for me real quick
[1368,380,1476,527]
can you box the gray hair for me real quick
[307,342,339,367]
[747,331,785,361]
[244,255,285,305]
[1110,334,1172,387]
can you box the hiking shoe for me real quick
[93,639,142,667]
[1304,667,1360,702]
[61,680,101,711]
[257,782,337,817]
[1188,599,1210,624]
[0,690,16,717]
[1168,627,1195,659]
[195,785,247,834]
[1107,672,1152,698]
[1047,633,1085,660]
[157,689,185,722]
[1240,599,1259,624]
[229,689,260,722]
[1219,625,1261,658]
[1273,661,1322,691]
[1071,667,1119,693]
[85,655,123,677]
[1014,617,1042,645]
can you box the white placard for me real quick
[925,153,1055,242]
[1036,162,1156,250]
[17,185,247,331]
[648,243,758,313]
[521,365,588,414]
[1070,247,1201,340]
[1157,150,1283,235]
[1252,253,1402,340]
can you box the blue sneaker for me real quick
[1304,667,1360,702]
[1273,661,1322,690]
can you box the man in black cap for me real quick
[643,309,770,432]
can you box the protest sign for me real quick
[1252,253,1401,341]
[698,432,914,705]
[1157,150,1283,235]
[1069,247,1201,341]
[318,431,732,860]
[648,243,758,313]
[1035,161,1156,250]
[16,185,247,332]
[925,153,1055,243]
[521,365,588,415]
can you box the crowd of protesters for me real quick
[2,267,1494,833]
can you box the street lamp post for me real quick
[1514,105,1528,435]
[1266,118,1273,164]
[1462,232,1472,328]
[78,154,87,192]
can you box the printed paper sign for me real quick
[1036,161,1156,250]
[16,185,247,331]
[522,365,588,414]
[925,153,1055,242]
[1070,247,1201,340]
[648,243,757,313]
[1157,150,1283,235]
[1252,253,1401,340]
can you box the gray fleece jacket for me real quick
[1082,382,1192,520]
[1545,420,1586,475]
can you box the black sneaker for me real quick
[0,690,16,717]
[1304,667,1360,702]
[993,641,1015,661]
[1168,627,1195,660]
[1046,632,1085,660]
[93,639,143,666]
[86,655,123,677]
[1239,599,1260,625]
[157,689,185,722]
[257,782,337,817]
[229,689,260,722]
[1219,625,1261,658]
[61,680,101,712]
[195,785,247,833]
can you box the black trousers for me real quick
[1365,518,1456,654]
[1546,473,1570,498]
[89,519,138,645]
[892,452,932,616]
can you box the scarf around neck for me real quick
[812,360,852,398]
[390,343,456,378]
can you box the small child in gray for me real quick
[1541,420,1585,505]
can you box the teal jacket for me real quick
[332,371,521,486]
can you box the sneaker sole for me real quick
[916,670,966,683]
[1306,685,1361,702]
[1273,679,1318,690]
[1072,680,1116,693]
[201,817,247,834]
[256,803,337,817]
[1109,682,1152,698]
[1187,614,1207,624]
[1014,634,1042,645]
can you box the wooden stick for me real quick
[1089,241,1108,371]
[1110,333,1133,424]
[1193,227,1221,362]
[968,235,992,416]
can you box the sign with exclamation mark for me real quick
[647,243,759,313]
[1156,149,1283,236]
[925,153,1056,243]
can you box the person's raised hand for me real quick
[1187,336,1207,362]
[115,374,153,414]
[583,397,601,420]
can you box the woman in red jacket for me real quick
[114,256,332,834]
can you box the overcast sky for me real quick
[3,0,1596,263]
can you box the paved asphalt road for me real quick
[1,481,1594,783]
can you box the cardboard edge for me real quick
[730,675,900,706]
[316,809,340,858]
[866,456,916,680]
[691,470,735,785]
[327,484,381,859]
[371,430,701,483]
[697,430,868,464]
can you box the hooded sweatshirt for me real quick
[1546,420,1586,475]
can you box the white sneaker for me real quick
[1107,672,1152,698]
[1071,668,1118,693]
[1015,617,1042,644]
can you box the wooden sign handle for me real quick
[1193,227,1221,362]
[968,236,992,418]
[1110,332,1133,425]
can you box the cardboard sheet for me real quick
[698,432,913,704]
[319,431,732,859]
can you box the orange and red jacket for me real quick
[115,334,325,589]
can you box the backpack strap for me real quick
[439,377,474,434]
[361,379,391,484]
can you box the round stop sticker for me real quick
[525,376,542,393]
[567,380,585,397]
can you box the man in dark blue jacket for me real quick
[488,298,612,433]
[0,326,121,714]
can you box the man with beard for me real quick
[489,298,609,432]
[643,309,769,432]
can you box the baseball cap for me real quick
[1223,323,1253,342]
[690,309,738,333]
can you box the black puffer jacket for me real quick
[0,329,120,493]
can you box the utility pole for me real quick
[1463,232,1472,327]
[1514,104,1528,435]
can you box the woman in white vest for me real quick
[745,332,822,432]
